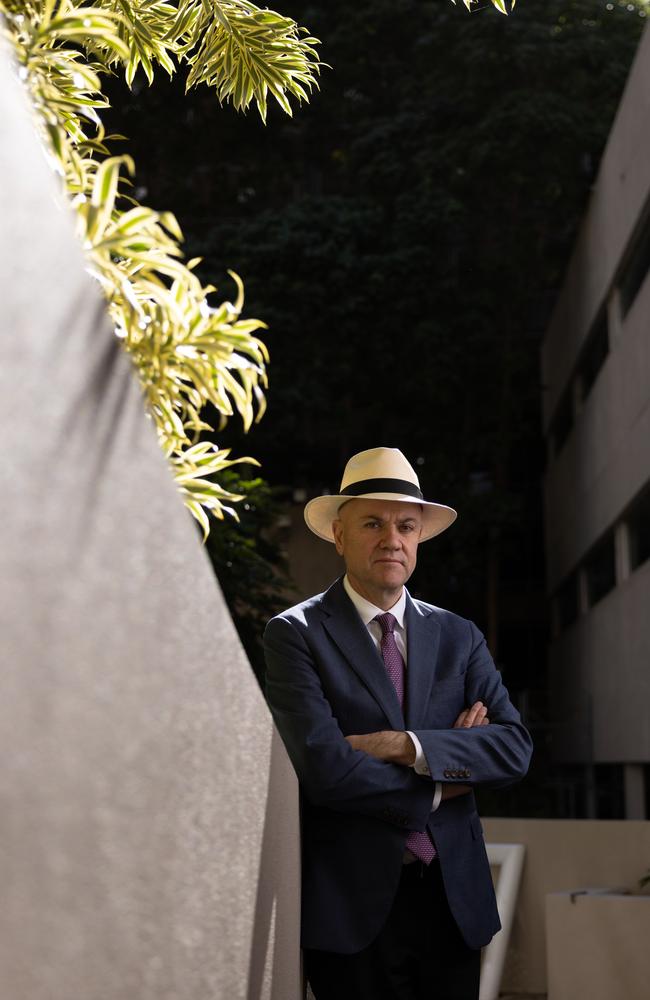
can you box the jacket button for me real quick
[443,768,451,778]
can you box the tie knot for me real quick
[374,612,397,636]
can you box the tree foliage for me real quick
[1,0,509,537]
[0,0,321,535]
[203,468,293,683]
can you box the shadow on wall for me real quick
[248,727,302,1000]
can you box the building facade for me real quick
[542,26,650,819]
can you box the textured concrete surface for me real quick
[0,36,300,1000]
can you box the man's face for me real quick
[332,498,422,609]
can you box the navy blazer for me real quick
[263,578,532,954]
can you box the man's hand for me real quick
[345,731,416,765]
[453,701,489,729]
[345,702,490,767]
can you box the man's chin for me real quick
[373,567,407,587]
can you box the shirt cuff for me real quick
[406,730,430,776]
[431,781,442,813]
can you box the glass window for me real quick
[629,488,650,572]
[580,310,609,400]
[619,216,650,317]
[584,533,616,607]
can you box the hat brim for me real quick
[304,492,457,543]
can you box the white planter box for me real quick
[546,890,650,1000]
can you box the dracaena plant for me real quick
[0,0,321,537]
[0,0,511,538]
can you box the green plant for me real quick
[0,0,512,537]
[0,0,321,535]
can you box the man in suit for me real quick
[264,447,532,1000]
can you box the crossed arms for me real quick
[264,611,532,831]
[345,701,489,801]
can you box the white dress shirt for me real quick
[342,575,442,815]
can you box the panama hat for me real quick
[304,447,457,543]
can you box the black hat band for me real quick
[340,478,423,500]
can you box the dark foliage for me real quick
[201,471,293,686]
[105,0,644,815]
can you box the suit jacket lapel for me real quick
[404,593,441,729]
[321,579,405,731]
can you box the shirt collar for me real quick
[343,574,407,629]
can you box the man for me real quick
[264,447,532,1000]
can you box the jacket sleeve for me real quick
[264,614,434,832]
[412,621,533,787]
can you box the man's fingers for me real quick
[462,701,483,727]
[454,703,491,729]
[461,702,488,728]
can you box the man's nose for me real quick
[379,525,401,548]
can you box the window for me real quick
[584,532,616,607]
[619,214,650,316]
[555,572,578,630]
[548,308,609,458]
[579,309,609,400]
[628,487,650,572]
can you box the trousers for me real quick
[304,860,481,1000]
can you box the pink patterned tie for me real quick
[375,613,436,864]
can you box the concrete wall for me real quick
[542,24,650,430]
[541,25,650,771]
[483,818,650,996]
[544,272,650,588]
[547,558,650,762]
[0,38,300,1000]
[546,892,650,1000]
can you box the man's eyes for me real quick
[362,521,417,531]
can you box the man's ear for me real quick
[332,519,344,556]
